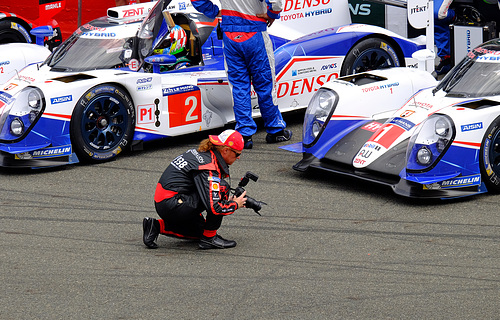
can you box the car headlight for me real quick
[28,90,42,109]
[406,114,455,172]
[303,88,338,147]
[0,87,45,141]
[10,117,24,136]
[416,146,432,165]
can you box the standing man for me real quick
[191,0,291,149]
[143,129,247,250]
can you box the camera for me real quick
[232,171,266,215]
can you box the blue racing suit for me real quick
[434,0,455,59]
[191,0,286,137]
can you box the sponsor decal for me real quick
[461,122,483,132]
[320,63,338,70]
[188,149,204,163]
[424,174,481,189]
[15,145,72,159]
[389,117,415,131]
[123,7,148,17]
[210,181,220,191]
[0,60,10,66]
[277,72,338,98]
[361,121,383,132]
[476,55,500,62]
[280,8,332,21]
[410,101,433,110]
[409,4,426,14]
[0,92,13,104]
[45,2,62,10]
[82,32,117,38]
[283,0,331,11]
[136,77,153,84]
[163,85,197,96]
[400,110,415,118]
[361,82,399,93]
[349,3,371,16]
[18,75,36,83]
[362,142,381,151]
[3,83,17,91]
[81,24,106,32]
[51,95,72,104]
[291,66,316,76]
[137,84,152,91]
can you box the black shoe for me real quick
[266,129,292,143]
[243,135,253,149]
[199,234,237,249]
[143,217,159,249]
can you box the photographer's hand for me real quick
[231,190,247,209]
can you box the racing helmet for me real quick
[168,25,187,55]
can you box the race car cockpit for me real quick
[137,0,215,73]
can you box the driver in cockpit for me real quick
[153,23,194,70]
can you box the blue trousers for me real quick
[223,31,286,137]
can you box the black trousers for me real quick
[155,192,223,238]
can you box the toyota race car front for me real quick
[294,50,500,199]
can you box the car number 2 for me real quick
[168,90,202,127]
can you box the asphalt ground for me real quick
[1,110,499,319]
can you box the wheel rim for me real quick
[487,128,500,176]
[351,49,394,74]
[81,95,129,151]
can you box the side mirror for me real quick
[30,26,54,46]
[145,54,177,73]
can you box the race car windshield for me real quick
[441,55,500,98]
[46,25,135,72]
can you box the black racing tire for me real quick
[340,37,403,76]
[479,116,500,193]
[70,84,135,163]
[0,19,31,44]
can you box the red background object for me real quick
[0,1,121,40]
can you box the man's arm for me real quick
[190,0,220,19]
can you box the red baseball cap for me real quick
[209,129,244,151]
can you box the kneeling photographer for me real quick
[143,129,250,250]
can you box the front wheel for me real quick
[70,84,135,163]
[480,116,500,193]
[340,37,402,76]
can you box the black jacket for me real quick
[155,148,238,215]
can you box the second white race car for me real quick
[292,39,500,199]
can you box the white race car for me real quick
[0,0,425,168]
[292,39,500,199]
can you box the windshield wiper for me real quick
[443,59,474,92]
